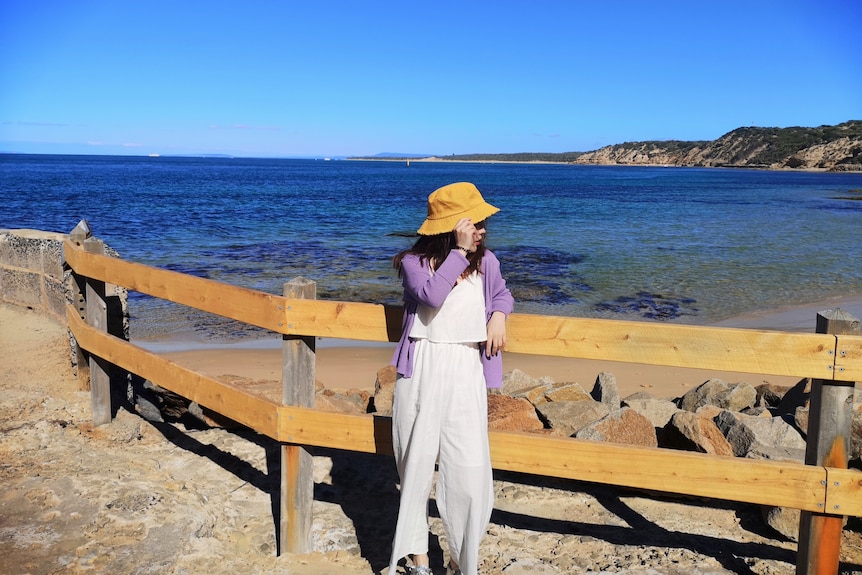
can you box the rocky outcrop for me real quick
[573,120,862,172]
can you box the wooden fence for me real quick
[63,232,862,575]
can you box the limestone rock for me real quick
[487,395,544,432]
[659,411,733,456]
[575,407,658,447]
[535,400,609,437]
[679,379,756,412]
[590,371,620,411]
[371,365,396,415]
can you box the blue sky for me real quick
[1,0,860,158]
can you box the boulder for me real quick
[679,379,757,412]
[575,407,658,447]
[543,382,592,403]
[659,411,733,455]
[371,365,397,415]
[741,406,773,418]
[715,411,806,462]
[761,506,800,541]
[487,395,544,432]
[590,371,621,411]
[535,400,609,437]
[755,382,792,409]
[622,395,679,428]
[502,369,555,399]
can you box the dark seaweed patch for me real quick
[494,246,590,305]
[594,291,699,320]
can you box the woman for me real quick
[389,182,514,575]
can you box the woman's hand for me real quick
[485,311,507,358]
[453,218,477,252]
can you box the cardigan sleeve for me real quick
[480,249,514,388]
[400,251,469,308]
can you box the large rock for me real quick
[487,395,544,432]
[623,393,679,428]
[590,371,620,411]
[543,382,592,403]
[575,407,658,447]
[660,411,733,455]
[535,400,609,437]
[755,382,792,409]
[715,410,806,461]
[371,365,397,415]
[679,379,757,412]
[761,506,800,541]
[502,369,554,399]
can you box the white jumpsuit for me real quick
[388,272,494,575]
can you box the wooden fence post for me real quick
[69,221,91,391]
[280,277,316,554]
[797,308,860,575]
[69,219,113,427]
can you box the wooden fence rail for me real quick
[62,237,862,574]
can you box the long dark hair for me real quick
[393,231,485,278]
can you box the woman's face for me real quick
[472,220,487,250]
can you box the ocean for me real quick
[2,153,861,343]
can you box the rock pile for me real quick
[137,364,861,542]
[371,367,861,469]
[369,366,862,541]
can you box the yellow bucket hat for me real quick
[417,182,500,236]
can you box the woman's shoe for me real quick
[407,565,433,575]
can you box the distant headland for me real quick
[351,120,862,172]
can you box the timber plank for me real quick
[67,306,279,437]
[490,431,824,512]
[65,241,286,334]
[835,333,862,381]
[276,405,829,513]
[824,468,862,517]
[66,240,850,379]
[506,314,836,378]
[278,406,393,453]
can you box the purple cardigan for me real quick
[391,248,514,388]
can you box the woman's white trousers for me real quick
[388,340,493,575]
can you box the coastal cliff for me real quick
[364,121,862,171]
[573,120,862,171]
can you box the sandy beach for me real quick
[3,298,862,575]
[151,295,862,400]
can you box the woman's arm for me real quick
[401,251,470,308]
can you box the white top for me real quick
[409,271,487,343]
